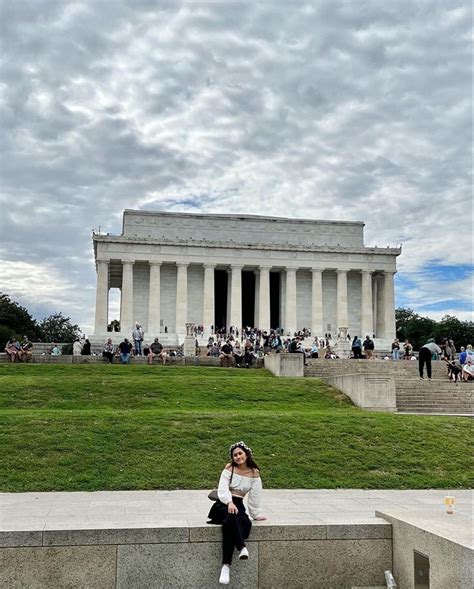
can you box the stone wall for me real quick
[0,523,392,588]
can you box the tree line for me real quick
[0,293,82,344]
[396,308,473,351]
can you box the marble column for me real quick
[148,262,161,335]
[175,263,188,335]
[230,265,243,330]
[280,271,286,330]
[94,260,109,334]
[372,275,379,337]
[258,266,271,332]
[254,270,260,328]
[383,271,396,340]
[120,260,134,337]
[360,270,373,338]
[336,270,348,330]
[226,270,231,330]
[311,268,323,337]
[203,264,216,334]
[285,267,297,335]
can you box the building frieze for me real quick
[93,233,400,257]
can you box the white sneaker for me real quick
[239,547,249,560]
[219,565,230,585]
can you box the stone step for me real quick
[398,407,471,413]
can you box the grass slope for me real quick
[0,365,472,492]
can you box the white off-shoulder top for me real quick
[217,468,263,519]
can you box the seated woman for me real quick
[233,341,243,367]
[102,338,115,364]
[51,344,62,356]
[5,338,21,362]
[207,442,267,585]
[462,360,474,381]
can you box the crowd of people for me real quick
[4,324,474,382]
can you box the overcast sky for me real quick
[1,0,472,334]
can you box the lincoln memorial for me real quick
[92,210,401,344]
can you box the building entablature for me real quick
[93,234,401,257]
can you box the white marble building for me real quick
[92,210,401,344]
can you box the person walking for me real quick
[207,442,267,585]
[418,341,442,380]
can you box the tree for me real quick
[0,293,40,339]
[37,313,82,343]
[395,307,437,350]
[107,319,120,332]
[434,315,474,350]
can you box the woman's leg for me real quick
[221,515,248,564]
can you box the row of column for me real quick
[94,261,396,339]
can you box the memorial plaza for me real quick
[1,212,471,587]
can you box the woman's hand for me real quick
[254,515,267,521]
[227,502,238,514]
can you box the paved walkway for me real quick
[1,489,472,546]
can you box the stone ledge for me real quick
[0,522,391,548]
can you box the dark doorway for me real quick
[242,271,255,327]
[270,272,280,329]
[214,270,228,330]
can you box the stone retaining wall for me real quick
[0,523,392,589]
[0,354,264,368]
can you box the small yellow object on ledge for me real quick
[444,496,455,514]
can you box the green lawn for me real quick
[0,364,472,492]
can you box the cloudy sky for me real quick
[1,0,472,333]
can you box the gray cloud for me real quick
[1,0,471,331]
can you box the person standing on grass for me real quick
[418,340,442,380]
[207,442,267,585]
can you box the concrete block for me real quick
[377,510,473,589]
[43,526,189,546]
[264,354,303,377]
[326,374,397,412]
[0,530,43,548]
[117,541,258,589]
[258,539,392,589]
[0,545,116,589]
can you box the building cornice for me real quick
[92,233,401,256]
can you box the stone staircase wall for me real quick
[304,359,473,414]
[304,358,447,379]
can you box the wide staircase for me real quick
[304,359,473,414]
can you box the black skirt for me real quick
[207,497,252,537]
